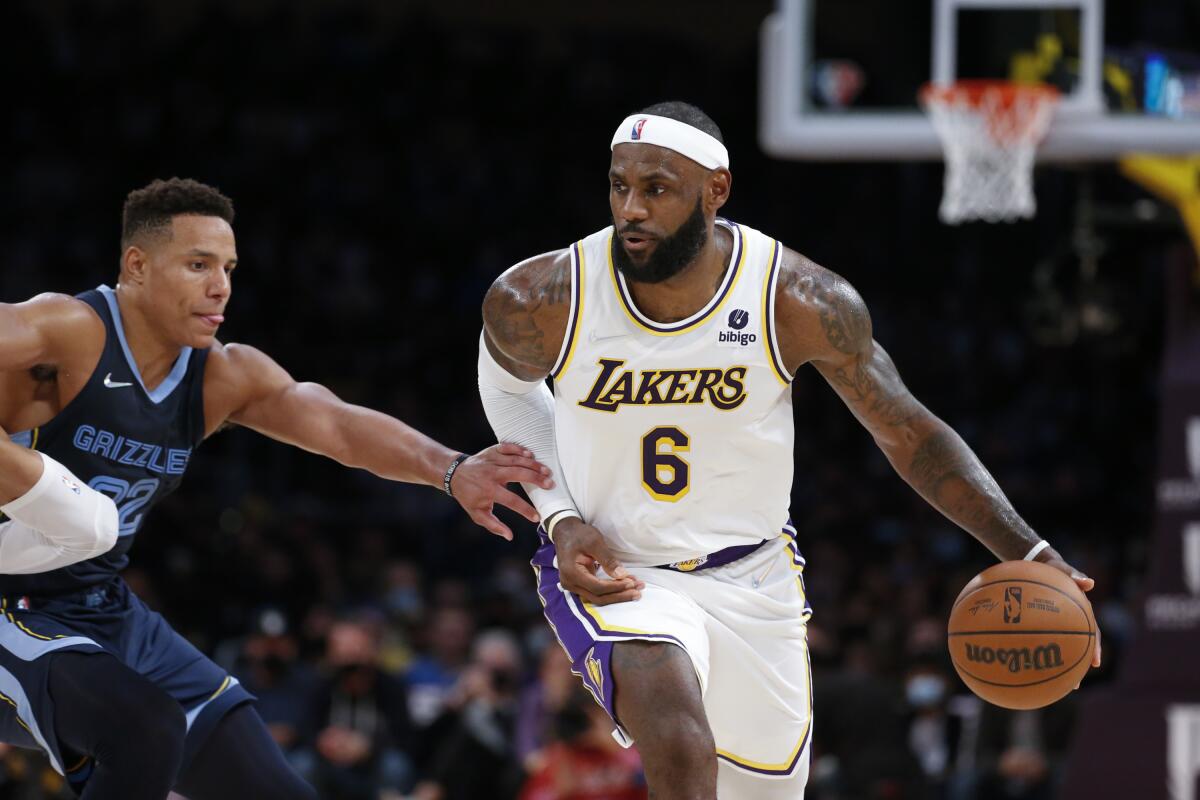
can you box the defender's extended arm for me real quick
[202,341,550,540]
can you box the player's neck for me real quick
[625,224,732,324]
[113,288,184,391]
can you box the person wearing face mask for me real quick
[904,656,977,799]
[229,609,320,762]
[309,615,414,800]
[411,629,528,800]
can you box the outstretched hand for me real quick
[1041,554,1102,671]
[552,518,644,605]
[449,443,553,540]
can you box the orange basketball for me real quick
[947,560,1095,710]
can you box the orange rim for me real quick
[920,79,1061,108]
[921,80,1060,144]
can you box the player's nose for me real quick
[618,190,650,222]
[208,270,231,299]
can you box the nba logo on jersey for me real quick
[631,118,647,140]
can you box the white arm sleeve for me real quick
[477,332,581,525]
[0,452,120,574]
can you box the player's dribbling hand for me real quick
[450,443,554,541]
[1041,554,1102,671]
[553,518,644,606]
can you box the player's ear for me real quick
[705,168,731,213]
[120,245,149,286]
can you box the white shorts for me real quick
[532,528,813,798]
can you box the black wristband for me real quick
[443,453,471,497]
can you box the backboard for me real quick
[760,0,1200,161]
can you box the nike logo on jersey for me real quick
[588,330,628,344]
[578,358,748,413]
[103,373,133,389]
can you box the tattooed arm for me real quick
[482,250,574,380]
[480,251,643,605]
[774,248,1094,582]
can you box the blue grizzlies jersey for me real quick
[0,286,208,595]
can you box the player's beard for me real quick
[611,196,708,285]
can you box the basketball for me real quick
[947,560,1095,710]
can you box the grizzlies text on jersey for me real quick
[0,285,207,596]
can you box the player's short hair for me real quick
[121,178,234,249]
[637,101,724,143]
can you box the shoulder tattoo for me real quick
[483,254,572,372]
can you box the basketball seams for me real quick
[947,630,1094,637]
[949,577,1095,637]
[948,568,1096,704]
[952,643,1093,689]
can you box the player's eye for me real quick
[190,261,206,271]
[611,182,626,193]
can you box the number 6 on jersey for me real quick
[641,426,690,501]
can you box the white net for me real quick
[922,81,1060,224]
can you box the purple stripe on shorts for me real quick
[532,537,598,658]
[531,535,619,719]
[654,539,766,573]
[531,530,685,724]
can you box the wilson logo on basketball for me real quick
[964,643,1065,674]
[1003,586,1022,623]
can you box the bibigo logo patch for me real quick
[718,308,756,348]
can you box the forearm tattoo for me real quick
[829,352,922,428]
[908,428,1039,560]
[795,261,1037,560]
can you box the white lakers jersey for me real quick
[549,218,796,567]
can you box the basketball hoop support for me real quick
[1120,155,1200,282]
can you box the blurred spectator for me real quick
[413,629,526,800]
[227,607,320,757]
[962,700,1078,800]
[515,643,579,768]
[405,606,476,728]
[519,687,647,800]
[308,615,415,800]
[902,654,982,800]
[811,635,929,799]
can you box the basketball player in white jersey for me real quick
[477,102,1101,799]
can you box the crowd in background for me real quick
[4,0,1197,797]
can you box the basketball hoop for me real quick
[921,80,1061,224]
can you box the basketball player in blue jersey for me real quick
[0,178,553,799]
[477,102,1102,799]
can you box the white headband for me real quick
[610,114,729,170]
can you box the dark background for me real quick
[2,1,1197,798]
